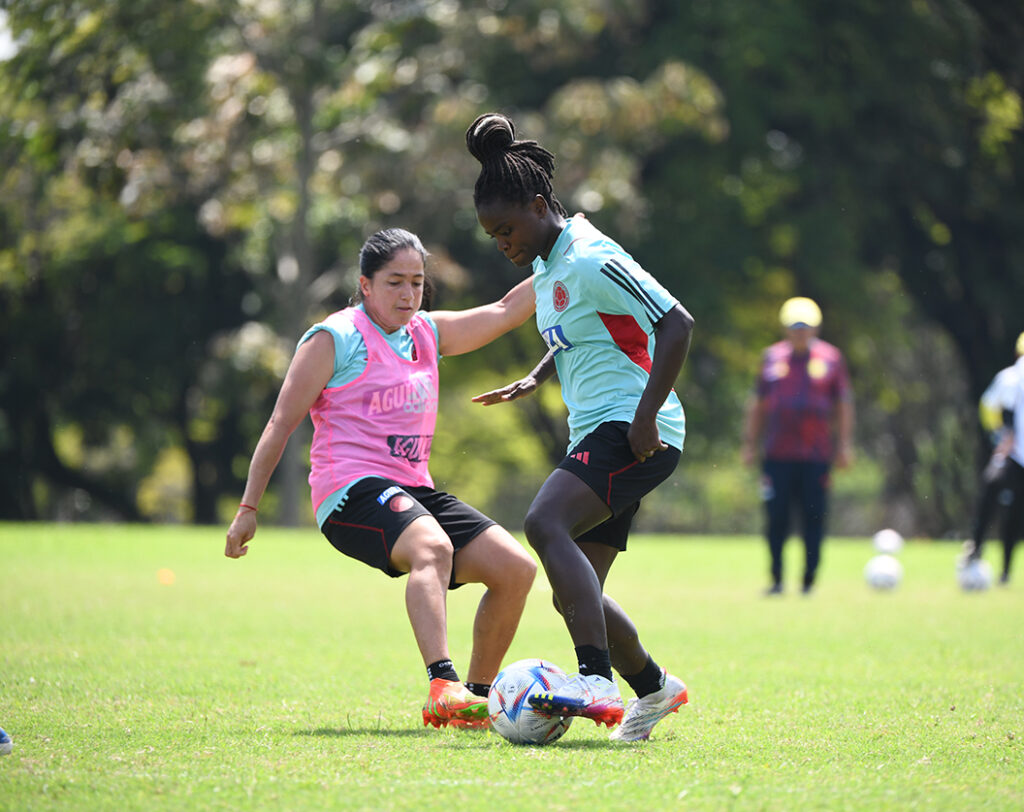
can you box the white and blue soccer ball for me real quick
[957,558,993,592]
[488,659,573,745]
[0,728,12,756]
[864,554,903,590]
[872,528,905,555]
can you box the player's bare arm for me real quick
[472,348,557,405]
[741,396,767,466]
[835,398,856,469]
[431,278,535,357]
[629,304,694,461]
[225,331,334,559]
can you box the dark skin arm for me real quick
[629,303,694,461]
[474,306,694,461]
[472,348,557,405]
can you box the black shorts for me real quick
[557,421,680,551]
[321,477,497,589]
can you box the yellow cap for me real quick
[779,297,822,328]
[1016,331,1024,356]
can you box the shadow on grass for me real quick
[296,725,641,750]
[295,726,430,738]
[477,739,628,751]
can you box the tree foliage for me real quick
[0,0,1020,535]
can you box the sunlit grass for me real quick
[1,523,1021,810]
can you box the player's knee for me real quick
[485,541,536,595]
[506,553,537,597]
[523,509,553,552]
[407,531,453,574]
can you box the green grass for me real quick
[1,523,1021,811]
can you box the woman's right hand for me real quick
[471,375,539,405]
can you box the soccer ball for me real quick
[488,659,573,745]
[0,728,12,756]
[872,528,904,555]
[957,558,993,592]
[864,554,903,590]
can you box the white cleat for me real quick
[609,670,688,742]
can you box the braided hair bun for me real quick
[465,113,516,163]
[465,112,566,216]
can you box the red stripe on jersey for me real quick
[598,313,652,373]
[562,237,585,256]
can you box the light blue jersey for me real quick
[298,305,439,527]
[532,215,686,452]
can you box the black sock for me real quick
[464,682,490,698]
[575,645,613,681]
[622,655,665,699]
[427,659,458,683]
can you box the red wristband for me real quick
[238,503,258,513]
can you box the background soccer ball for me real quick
[488,659,573,745]
[957,558,993,592]
[872,528,904,555]
[0,728,12,756]
[864,554,903,590]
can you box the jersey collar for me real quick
[533,216,582,276]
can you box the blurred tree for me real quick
[630,0,1024,533]
[0,0,253,520]
[453,0,1021,535]
[1,0,1020,537]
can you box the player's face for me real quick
[785,325,817,351]
[477,196,557,268]
[360,248,425,333]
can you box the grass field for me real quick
[1,523,1021,811]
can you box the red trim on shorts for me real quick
[606,460,639,504]
[326,519,390,562]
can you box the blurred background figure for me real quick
[963,331,1024,584]
[741,297,855,595]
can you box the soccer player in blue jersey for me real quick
[465,112,694,741]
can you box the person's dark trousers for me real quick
[999,457,1024,582]
[971,461,1012,547]
[763,459,831,590]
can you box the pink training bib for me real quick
[308,308,439,514]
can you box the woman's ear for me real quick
[531,194,549,218]
[359,275,372,299]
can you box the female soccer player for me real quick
[466,113,694,742]
[225,228,537,729]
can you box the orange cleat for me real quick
[422,679,489,729]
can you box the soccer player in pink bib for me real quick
[225,228,538,729]
[465,112,694,742]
